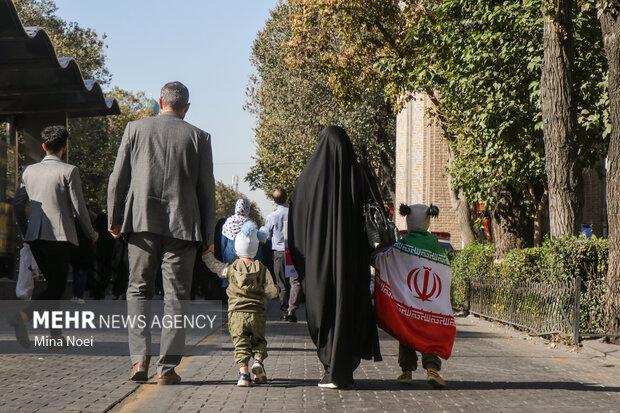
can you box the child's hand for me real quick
[202,244,215,256]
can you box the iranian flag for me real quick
[374,230,456,359]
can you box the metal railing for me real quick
[465,278,581,343]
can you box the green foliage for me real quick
[215,181,264,227]
[450,242,495,309]
[386,0,606,215]
[451,241,496,280]
[498,247,548,283]
[246,3,396,202]
[543,236,609,333]
[288,1,609,251]
[14,0,110,83]
[451,236,609,333]
[499,236,609,333]
[541,235,609,282]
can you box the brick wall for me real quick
[395,95,464,249]
[424,97,463,248]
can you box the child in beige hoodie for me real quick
[203,221,278,387]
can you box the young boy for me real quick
[203,221,278,387]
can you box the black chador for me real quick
[288,126,382,387]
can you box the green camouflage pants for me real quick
[398,343,441,371]
[228,311,267,368]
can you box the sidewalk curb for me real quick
[581,339,620,361]
[464,314,620,362]
[109,321,228,413]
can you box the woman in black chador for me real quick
[288,125,382,389]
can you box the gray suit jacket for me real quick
[107,112,216,244]
[14,155,97,246]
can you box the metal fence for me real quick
[465,278,581,343]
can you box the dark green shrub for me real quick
[450,242,495,310]
[541,235,608,283]
[451,242,496,279]
[499,247,548,283]
[479,235,608,335]
[541,236,608,334]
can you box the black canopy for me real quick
[0,0,120,119]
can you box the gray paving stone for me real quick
[2,300,620,412]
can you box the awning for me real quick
[0,0,120,118]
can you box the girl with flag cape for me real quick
[288,126,382,389]
[374,204,456,389]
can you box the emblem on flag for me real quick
[407,267,442,302]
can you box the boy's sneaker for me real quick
[251,360,267,384]
[397,370,413,384]
[237,372,251,387]
[426,368,446,389]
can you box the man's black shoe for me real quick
[280,313,289,321]
[8,312,30,348]
[287,311,297,323]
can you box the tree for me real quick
[597,0,620,337]
[68,89,155,210]
[401,1,548,256]
[215,181,264,226]
[14,1,154,212]
[540,0,582,237]
[287,0,607,257]
[287,1,540,253]
[14,0,110,84]
[247,3,396,204]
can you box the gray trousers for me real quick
[273,250,301,313]
[126,232,197,375]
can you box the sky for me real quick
[52,0,279,217]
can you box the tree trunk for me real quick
[540,0,583,236]
[373,113,397,207]
[377,149,396,207]
[599,3,620,336]
[492,188,534,261]
[449,186,478,246]
[446,149,480,246]
[531,186,549,247]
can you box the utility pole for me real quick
[232,175,239,192]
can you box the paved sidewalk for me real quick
[110,303,620,413]
[1,300,619,412]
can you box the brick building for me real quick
[395,94,609,249]
[395,95,463,248]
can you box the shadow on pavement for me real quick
[134,378,620,392]
[455,331,507,339]
[350,380,620,392]
[220,346,315,353]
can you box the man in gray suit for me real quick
[108,81,216,385]
[10,125,98,346]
